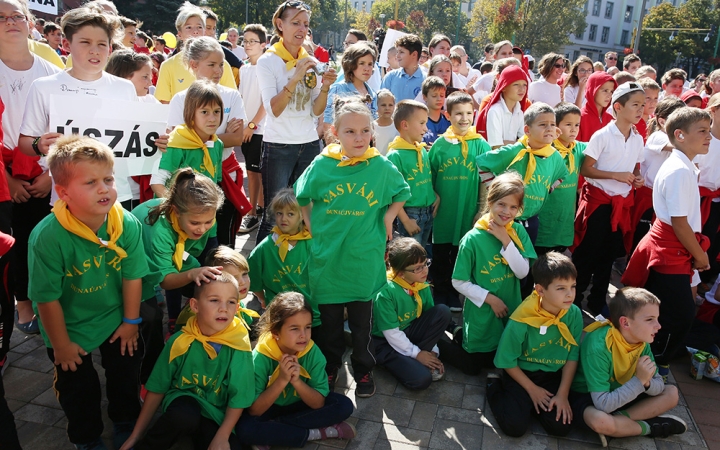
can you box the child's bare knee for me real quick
[661,384,679,407]
[586,410,615,435]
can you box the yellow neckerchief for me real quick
[510,135,557,184]
[256,332,313,387]
[169,316,251,363]
[321,143,381,167]
[388,270,429,319]
[167,210,215,270]
[52,200,127,259]
[510,291,577,346]
[265,39,310,71]
[167,124,217,177]
[441,127,482,160]
[271,225,312,262]
[584,320,645,385]
[475,213,524,252]
[553,139,576,175]
[387,136,427,173]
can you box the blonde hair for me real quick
[635,65,657,80]
[194,271,239,300]
[182,36,224,68]
[707,92,720,112]
[269,187,302,216]
[271,1,311,37]
[47,135,114,187]
[205,245,249,273]
[484,171,525,216]
[175,1,205,32]
[1,0,30,18]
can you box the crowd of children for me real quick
[1,0,718,448]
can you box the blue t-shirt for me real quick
[423,114,451,145]
[380,68,425,102]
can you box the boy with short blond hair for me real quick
[387,100,438,247]
[29,135,150,449]
[570,288,686,445]
[429,92,491,310]
[421,76,450,144]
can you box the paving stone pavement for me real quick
[5,155,718,450]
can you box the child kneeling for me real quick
[487,252,582,437]
[570,287,686,446]
[236,292,356,449]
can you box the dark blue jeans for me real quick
[235,392,354,447]
[396,206,434,248]
[257,139,322,244]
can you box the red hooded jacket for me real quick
[578,72,616,142]
[475,66,529,140]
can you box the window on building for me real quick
[584,0,589,12]
[589,24,597,41]
[586,52,593,60]
[592,0,601,16]
[621,29,629,46]
[625,5,633,22]
[354,1,358,7]
[576,27,585,40]
[601,26,610,43]
[573,50,580,60]
[605,1,614,18]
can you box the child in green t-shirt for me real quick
[536,103,587,254]
[29,136,150,449]
[487,252,582,438]
[294,96,410,398]
[386,100,440,248]
[120,273,255,450]
[372,238,452,390]
[428,92,491,311]
[236,292,356,448]
[438,172,536,375]
[248,188,318,326]
[569,287,686,446]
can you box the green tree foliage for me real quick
[115,0,188,35]
[469,0,586,56]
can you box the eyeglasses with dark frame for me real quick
[404,259,432,274]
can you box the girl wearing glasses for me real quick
[528,53,564,106]
[255,0,337,245]
[563,56,593,108]
[372,238,451,390]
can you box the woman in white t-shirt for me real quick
[527,53,564,106]
[255,0,337,243]
[0,0,61,335]
[562,56,593,108]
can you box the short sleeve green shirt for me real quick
[571,325,656,393]
[494,304,583,372]
[146,334,255,425]
[159,140,224,183]
[252,343,329,406]
[536,142,587,248]
[372,279,435,337]
[429,136,491,245]
[476,142,569,220]
[452,224,536,353]
[386,149,436,208]
[29,208,149,351]
[247,235,319,327]
[294,155,410,305]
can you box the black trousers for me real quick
[645,269,696,365]
[11,193,51,301]
[316,300,375,379]
[139,296,164,384]
[216,195,238,249]
[373,305,451,390]
[136,395,241,450]
[46,332,142,445]
[701,202,720,283]
[0,244,21,450]
[437,340,496,375]
[487,369,572,438]
[431,243,460,307]
[572,204,624,315]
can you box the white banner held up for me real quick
[28,0,58,16]
[379,28,408,68]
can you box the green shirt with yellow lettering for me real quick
[248,234,319,327]
[536,142,586,248]
[29,208,149,351]
[158,140,224,183]
[372,279,435,337]
[386,148,436,208]
[252,342,329,406]
[452,223,536,353]
[429,136,491,245]
[132,199,209,300]
[494,304,582,372]
[294,154,410,305]
[146,333,255,425]
[476,142,569,220]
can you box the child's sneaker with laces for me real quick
[238,214,260,233]
[356,372,375,398]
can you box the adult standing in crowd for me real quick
[527,52,564,106]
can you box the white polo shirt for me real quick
[695,133,720,192]
[653,149,701,232]
[584,121,644,197]
[640,131,672,188]
[527,77,561,106]
[486,97,523,148]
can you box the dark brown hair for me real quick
[386,237,426,273]
[257,291,313,336]
[532,251,577,288]
[393,99,428,130]
[183,79,224,128]
[564,56,593,88]
[341,42,376,83]
[484,171,524,215]
[446,91,472,114]
[146,168,224,226]
[105,49,151,80]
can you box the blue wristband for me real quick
[122,316,143,325]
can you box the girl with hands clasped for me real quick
[236,292,355,449]
[438,172,536,376]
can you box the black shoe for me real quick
[356,372,376,398]
[645,415,687,438]
[238,214,260,233]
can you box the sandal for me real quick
[14,310,39,335]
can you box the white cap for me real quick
[612,81,644,105]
